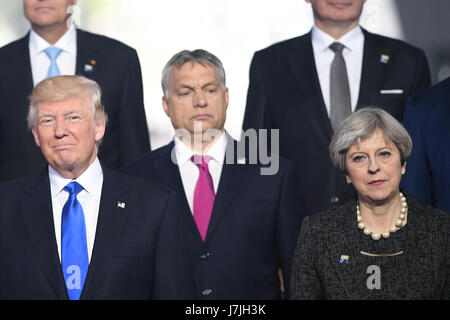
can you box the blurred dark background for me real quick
[397,0,450,84]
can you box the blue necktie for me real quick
[61,181,89,300]
[45,46,62,78]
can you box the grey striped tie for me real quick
[329,42,351,131]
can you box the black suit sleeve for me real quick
[117,49,151,166]
[410,49,431,94]
[290,216,323,300]
[401,96,432,205]
[243,52,268,131]
[277,161,308,298]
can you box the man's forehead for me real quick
[36,97,87,112]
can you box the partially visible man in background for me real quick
[0,0,150,182]
[243,0,431,216]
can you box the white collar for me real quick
[29,25,77,57]
[49,157,103,197]
[311,25,364,53]
[174,130,227,166]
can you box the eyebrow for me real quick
[177,81,219,90]
[37,110,82,118]
[348,146,394,156]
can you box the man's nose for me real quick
[54,118,67,138]
[194,91,207,108]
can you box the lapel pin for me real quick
[237,157,246,165]
[117,201,126,209]
[84,64,93,73]
[339,255,349,264]
[380,54,390,64]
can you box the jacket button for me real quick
[331,196,339,204]
[202,289,212,296]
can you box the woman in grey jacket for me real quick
[290,108,449,299]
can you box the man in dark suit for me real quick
[123,49,307,299]
[0,0,150,182]
[0,75,170,299]
[401,77,450,213]
[243,0,430,215]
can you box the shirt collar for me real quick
[49,157,103,197]
[311,25,363,53]
[29,24,77,57]
[174,130,227,166]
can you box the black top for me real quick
[290,193,450,299]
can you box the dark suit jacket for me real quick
[0,29,150,182]
[401,77,450,213]
[123,137,308,299]
[0,166,171,299]
[290,194,450,299]
[243,28,430,215]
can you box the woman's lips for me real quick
[368,180,386,186]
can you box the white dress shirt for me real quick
[174,131,227,214]
[49,157,103,263]
[29,25,77,86]
[311,25,364,115]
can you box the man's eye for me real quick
[67,115,81,122]
[39,118,55,126]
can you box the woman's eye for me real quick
[379,151,391,157]
[353,155,365,162]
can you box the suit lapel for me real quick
[75,29,99,78]
[19,169,68,299]
[286,32,334,138]
[152,143,202,242]
[356,29,388,108]
[8,34,34,104]
[204,138,243,244]
[80,168,130,299]
[325,201,367,299]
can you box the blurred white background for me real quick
[0,0,403,149]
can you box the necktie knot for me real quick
[64,181,83,197]
[191,155,213,170]
[329,42,345,54]
[45,46,63,59]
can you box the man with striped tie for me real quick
[0,75,171,299]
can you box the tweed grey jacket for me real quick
[290,194,450,299]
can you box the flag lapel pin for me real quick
[380,54,390,64]
[339,255,349,264]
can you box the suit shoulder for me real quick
[408,195,450,230]
[365,31,425,56]
[304,201,354,230]
[121,143,173,178]
[0,34,27,57]
[108,169,169,196]
[77,29,137,54]
[254,33,309,57]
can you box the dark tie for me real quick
[61,181,89,300]
[191,155,215,242]
[44,46,62,78]
[329,42,351,131]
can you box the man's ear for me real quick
[32,127,41,147]
[162,96,170,116]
